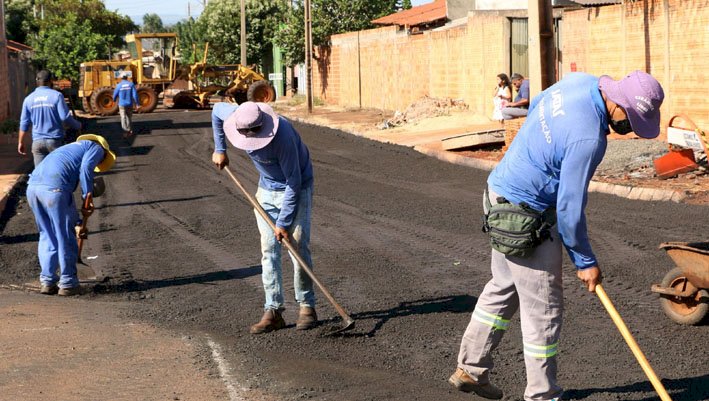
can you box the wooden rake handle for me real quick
[223,166,354,326]
[595,284,673,401]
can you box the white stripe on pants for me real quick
[457,189,564,401]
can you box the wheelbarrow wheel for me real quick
[660,267,709,325]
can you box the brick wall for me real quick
[313,0,709,132]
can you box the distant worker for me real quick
[501,72,530,120]
[449,71,664,400]
[18,70,82,166]
[27,135,115,296]
[211,101,317,334]
[113,72,139,138]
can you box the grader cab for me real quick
[78,33,275,116]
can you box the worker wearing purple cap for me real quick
[211,101,316,334]
[449,71,664,400]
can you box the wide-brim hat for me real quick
[224,101,279,151]
[599,71,664,139]
[76,134,116,172]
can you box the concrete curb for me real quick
[0,174,25,218]
[284,113,686,203]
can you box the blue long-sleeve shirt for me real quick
[212,102,314,229]
[28,140,105,199]
[20,86,81,140]
[488,73,609,269]
[113,79,139,107]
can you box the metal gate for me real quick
[510,18,528,78]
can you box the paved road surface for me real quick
[1,109,707,401]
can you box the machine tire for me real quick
[90,87,118,116]
[247,80,276,103]
[136,85,158,113]
[659,267,709,325]
[81,96,94,115]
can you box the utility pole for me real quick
[527,0,555,97]
[240,0,246,66]
[304,0,313,113]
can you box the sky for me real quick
[103,0,432,26]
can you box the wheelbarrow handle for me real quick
[223,166,354,327]
[595,284,673,401]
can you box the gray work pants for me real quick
[119,106,133,133]
[457,188,563,401]
[502,106,529,120]
[31,137,64,167]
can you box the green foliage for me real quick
[142,13,166,33]
[4,0,34,43]
[274,0,404,66]
[30,14,108,82]
[173,17,207,64]
[0,119,19,135]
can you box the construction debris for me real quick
[379,96,468,129]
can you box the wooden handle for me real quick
[595,284,673,401]
[223,166,354,325]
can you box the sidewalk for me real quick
[0,135,33,216]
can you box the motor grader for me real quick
[78,33,275,116]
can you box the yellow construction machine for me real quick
[78,33,275,116]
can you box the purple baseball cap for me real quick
[224,102,279,151]
[599,70,664,138]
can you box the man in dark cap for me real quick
[449,71,664,401]
[18,70,82,166]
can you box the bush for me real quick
[0,119,19,135]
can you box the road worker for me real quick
[26,134,115,296]
[18,70,82,166]
[449,71,665,400]
[211,101,317,334]
[113,72,139,138]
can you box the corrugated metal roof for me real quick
[7,40,33,53]
[571,0,621,5]
[372,0,447,27]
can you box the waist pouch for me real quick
[482,189,556,258]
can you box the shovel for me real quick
[595,284,673,401]
[77,194,93,265]
[222,166,355,335]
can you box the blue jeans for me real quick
[254,186,315,311]
[31,138,64,167]
[26,185,80,289]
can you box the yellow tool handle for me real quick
[595,284,673,401]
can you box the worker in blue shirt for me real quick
[450,71,664,401]
[211,101,317,334]
[18,70,82,166]
[113,72,139,138]
[27,134,115,296]
[502,72,531,120]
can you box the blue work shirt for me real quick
[28,140,105,199]
[20,86,81,141]
[212,103,314,229]
[113,79,139,107]
[488,73,609,269]
[514,79,530,107]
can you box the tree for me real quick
[4,0,34,43]
[142,13,165,33]
[30,14,108,82]
[173,17,208,64]
[274,0,405,66]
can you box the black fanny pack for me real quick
[482,188,556,258]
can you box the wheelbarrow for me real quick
[651,241,709,325]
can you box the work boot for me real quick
[250,309,286,334]
[40,284,58,295]
[58,286,82,297]
[448,368,503,400]
[296,306,318,330]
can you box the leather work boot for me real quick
[295,306,318,330]
[58,286,82,297]
[250,309,286,334]
[40,284,58,295]
[448,368,503,400]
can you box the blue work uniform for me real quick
[20,86,82,165]
[113,79,139,107]
[457,73,609,401]
[26,141,105,289]
[212,102,316,310]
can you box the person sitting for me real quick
[492,73,512,123]
[501,73,530,120]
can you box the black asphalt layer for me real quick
[1,109,708,401]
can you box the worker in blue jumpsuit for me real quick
[449,71,665,400]
[18,70,82,167]
[113,72,139,138]
[26,134,115,296]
